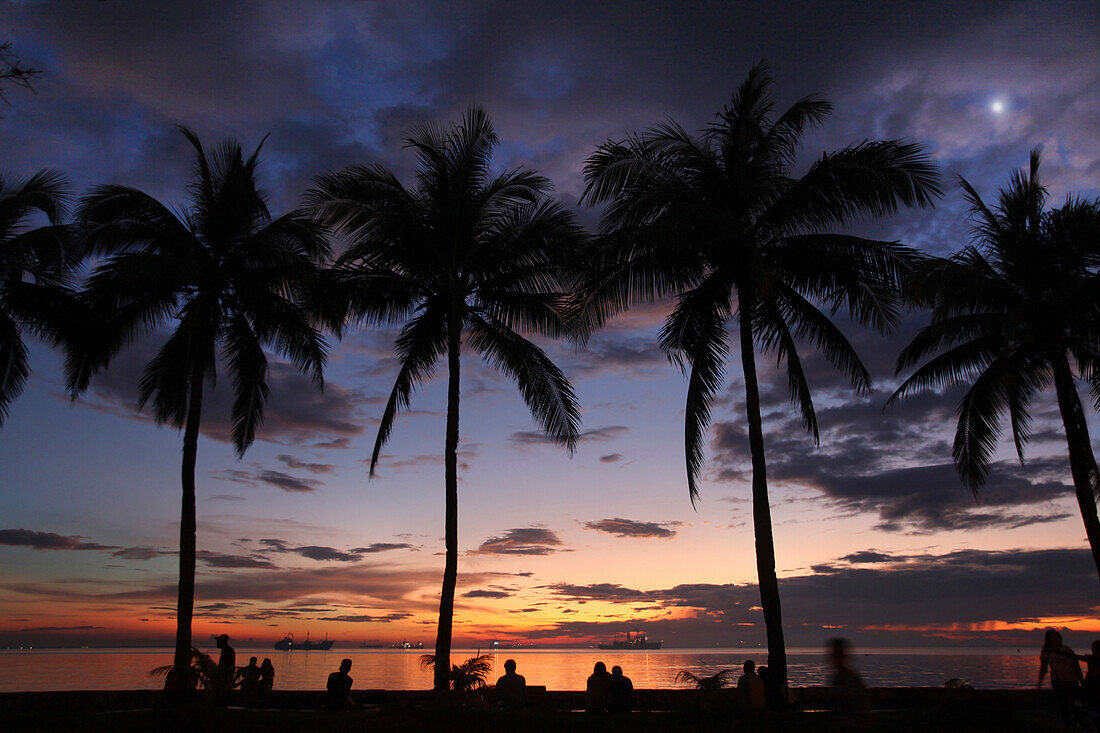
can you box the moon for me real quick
[990,99,1006,114]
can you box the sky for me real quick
[1,0,1099,653]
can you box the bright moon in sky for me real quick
[991,99,1006,114]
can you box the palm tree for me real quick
[308,108,582,692]
[675,668,735,691]
[579,64,941,691]
[0,169,76,426]
[68,128,329,692]
[893,149,1100,581]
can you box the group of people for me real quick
[584,662,635,713]
[1038,629,1100,723]
[213,635,275,705]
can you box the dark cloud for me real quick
[111,546,169,561]
[276,455,335,474]
[79,335,366,448]
[582,517,679,539]
[350,543,415,554]
[196,551,277,569]
[320,613,413,623]
[21,625,104,632]
[599,454,623,463]
[463,589,512,599]
[473,527,566,555]
[0,528,116,551]
[214,468,322,493]
[292,545,360,562]
[509,425,628,446]
[710,386,1076,532]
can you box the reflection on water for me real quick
[0,647,1038,692]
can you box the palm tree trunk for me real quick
[170,366,203,684]
[1051,356,1100,582]
[434,314,461,692]
[738,304,789,697]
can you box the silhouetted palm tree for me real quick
[308,108,582,692]
[893,150,1100,581]
[69,128,328,690]
[580,64,941,690]
[0,169,75,425]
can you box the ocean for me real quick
[0,647,1040,692]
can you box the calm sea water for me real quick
[0,647,1039,692]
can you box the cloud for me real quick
[319,612,413,623]
[0,528,116,552]
[473,527,566,555]
[599,454,623,463]
[80,336,366,448]
[276,455,335,474]
[214,468,322,493]
[463,589,512,599]
[21,625,105,632]
[257,538,414,563]
[582,518,679,539]
[195,551,278,569]
[509,425,628,446]
[351,543,415,554]
[293,546,360,562]
[709,387,1076,533]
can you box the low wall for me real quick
[0,687,1052,713]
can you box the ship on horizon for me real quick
[597,632,662,650]
[274,632,334,651]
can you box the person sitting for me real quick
[495,658,527,708]
[326,658,356,710]
[585,661,612,713]
[607,665,634,713]
[239,656,261,704]
[259,658,275,700]
[736,659,766,710]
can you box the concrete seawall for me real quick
[0,687,1053,712]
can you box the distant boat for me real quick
[598,632,662,650]
[392,639,423,649]
[274,632,334,651]
[359,642,383,648]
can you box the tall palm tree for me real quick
[0,169,75,425]
[308,108,582,692]
[893,150,1100,581]
[580,64,940,690]
[68,128,329,691]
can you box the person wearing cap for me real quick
[213,634,236,704]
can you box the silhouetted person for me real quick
[828,638,869,725]
[213,634,236,704]
[326,658,355,710]
[1038,629,1082,723]
[585,661,612,713]
[239,656,261,704]
[736,659,766,710]
[495,658,527,708]
[259,658,275,700]
[607,665,634,713]
[1083,640,1100,710]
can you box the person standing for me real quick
[213,634,236,704]
[326,658,356,710]
[607,665,634,713]
[1038,629,1083,724]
